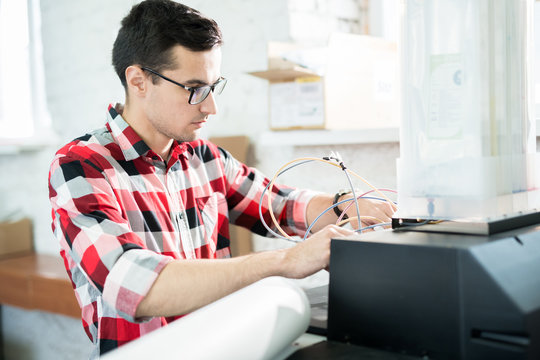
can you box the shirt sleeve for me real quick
[217,147,320,238]
[49,152,173,323]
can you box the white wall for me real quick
[1,0,398,358]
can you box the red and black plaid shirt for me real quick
[48,104,316,358]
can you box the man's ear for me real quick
[125,66,148,97]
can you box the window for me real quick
[534,0,540,121]
[0,0,52,146]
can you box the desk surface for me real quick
[0,254,80,318]
[288,338,421,360]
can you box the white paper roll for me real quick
[103,276,311,360]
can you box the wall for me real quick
[1,0,398,359]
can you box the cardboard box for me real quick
[0,218,33,259]
[250,42,325,130]
[209,136,253,257]
[250,33,400,130]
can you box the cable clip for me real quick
[324,151,346,170]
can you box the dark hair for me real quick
[112,0,222,88]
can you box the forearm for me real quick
[135,250,286,318]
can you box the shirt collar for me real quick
[106,104,193,162]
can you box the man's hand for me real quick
[280,224,354,279]
[342,197,395,229]
[306,193,395,233]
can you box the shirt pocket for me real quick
[195,193,228,254]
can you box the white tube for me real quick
[102,277,311,360]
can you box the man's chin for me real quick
[176,130,199,143]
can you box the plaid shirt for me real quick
[48,104,315,358]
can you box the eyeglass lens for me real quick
[190,79,227,105]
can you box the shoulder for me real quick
[187,138,230,163]
[52,127,119,173]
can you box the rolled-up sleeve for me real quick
[280,188,321,236]
[102,249,172,322]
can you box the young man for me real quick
[48,0,394,357]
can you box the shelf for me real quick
[258,120,540,147]
[258,127,399,147]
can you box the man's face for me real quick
[143,45,222,143]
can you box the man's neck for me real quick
[120,103,174,161]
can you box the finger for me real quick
[373,207,393,221]
[357,200,393,220]
[359,216,382,226]
[365,199,395,217]
[329,225,354,237]
[383,202,396,217]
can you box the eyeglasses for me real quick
[141,67,227,105]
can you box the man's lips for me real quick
[192,119,206,128]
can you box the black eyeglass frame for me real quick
[141,66,227,105]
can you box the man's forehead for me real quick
[171,44,222,63]
[170,46,222,83]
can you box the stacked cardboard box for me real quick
[0,217,33,259]
[250,33,400,131]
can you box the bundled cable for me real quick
[258,153,397,243]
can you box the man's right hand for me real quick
[279,224,354,279]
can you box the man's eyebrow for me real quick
[183,77,222,87]
[183,79,208,86]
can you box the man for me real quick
[48,0,394,357]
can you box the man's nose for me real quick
[199,90,218,115]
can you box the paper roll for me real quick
[103,276,311,360]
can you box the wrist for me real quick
[333,190,350,220]
[248,249,288,278]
